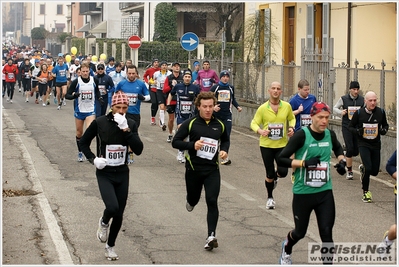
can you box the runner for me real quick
[153,61,171,131]
[79,91,143,261]
[277,101,346,265]
[52,56,69,110]
[65,62,103,162]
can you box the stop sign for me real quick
[128,35,141,49]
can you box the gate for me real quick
[300,38,335,108]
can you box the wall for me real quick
[231,102,397,170]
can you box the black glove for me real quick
[210,78,216,83]
[98,97,105,106]
[73,92,80,99]
[334,159,347,175]
[166,105,175,114]
[304,156,321,168]
[380,127,388,135]
[138,94,145,101]
[357,127,364,137]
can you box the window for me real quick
[57,5,63,15]
[40,4,45,15]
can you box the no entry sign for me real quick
[128,35,141,49]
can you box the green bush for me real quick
[71,38,85,55]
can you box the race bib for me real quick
[305,161,328,187]
[105,145,127,166]
[180,100,192,114]
[7,73,14,80]
[202,78,211,88]
[59,69,66,77]
[268,123,284,140]
[81,90,93,101]
[25,73,30,79]
[217,90,231,102]
[363,123,378,139]
[98,85,107,95]
[300,114,312,128]
[348,106,361,120]
[127,93,138,106]
[197,137,218,160]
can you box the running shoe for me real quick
[291,174,295,184]
[279,239,292,265]
[25,99,29,102]
[266,198,275,209]
[57,105,61,110]
[39,96,42,102]
[362,191,372,203]
[42,103,46,107]
[18,88,21,92]
[78,152,84,162]
[166,134,173,143]
[359,164,365,181]
[151,117,156,125]
[10,100,13,103]
[47,99,50,105]
[6,98,10,102]
[204,233,218,251]
[377,231,392,259]
[127,152,134,164]
[186,202,194,212]
[346,171,353,180]
[30,91,34,97]
[162,124,167,131]
[35,99,39,104]
[105,245,118,261]
[221,159,232,165]
[177,151,185,163]
[63,98,66,106]
[97,217,109,243]
[54,97,58,105]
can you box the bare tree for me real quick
[189,3,244,42]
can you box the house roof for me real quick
[89,21,107,34]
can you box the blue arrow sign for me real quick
[180,32,199,51]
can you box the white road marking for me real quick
[4,112,74,265]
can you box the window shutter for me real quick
[322,3,330,53]
[306,4,314,51]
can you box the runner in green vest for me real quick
[277,102,347,265]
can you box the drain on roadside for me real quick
[3,189,38,197]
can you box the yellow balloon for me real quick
[100,53,106,60]
[71,47,77,55]
[92,55,98,62]
[65,55,71,63]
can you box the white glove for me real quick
[94,157,107,169]
[113,113,129,130]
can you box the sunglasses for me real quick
[97,67,104,70]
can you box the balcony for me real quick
[79,3,102,15]
[119,2,144,12]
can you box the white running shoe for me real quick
[97,217,109,243]
[166,134,173,143]
[10,100,13,103]
[204,233,218,251]
[57,105,61,110]
[176,151,185,163]
[279,239,292,265]
[266,198,275,209]
[105,245,119,261]
[42,103,46,107]
[63,98,66,106]
[78,152,84,162]
[6,98,10,102]
[377,231,393,259]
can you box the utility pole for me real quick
[221,20,226,71]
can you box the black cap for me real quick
[172,62,180,66]
[220,70,230,78]
[160,61,168,66]
[97,63,105,69]
[108,57,115,62]
[349,81,360,89]
[183,69,192,76]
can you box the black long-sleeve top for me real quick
[277,126,343,168]
[79,112,143,169]
[172,114,230,171]
[348,106,389,149]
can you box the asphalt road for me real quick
[2,87,396,265]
